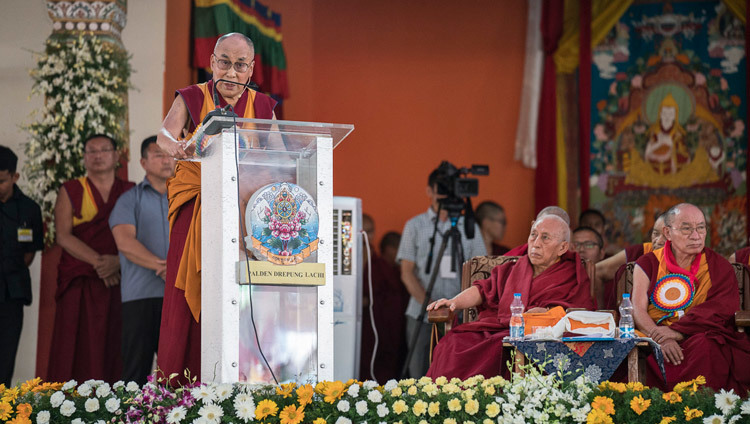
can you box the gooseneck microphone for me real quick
[201,78,253,135]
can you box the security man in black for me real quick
[0,145,43,386]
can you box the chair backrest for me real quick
[615,261,749,311]
[460,256,519,323]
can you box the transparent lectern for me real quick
[188,117,353,384]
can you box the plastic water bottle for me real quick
[509,293,525,341]
[619,294,635,339]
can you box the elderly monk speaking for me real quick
[155,32,277,382]
[633,203,750,392]
[426,215,595,379]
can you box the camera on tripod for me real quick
[433,161,489,216]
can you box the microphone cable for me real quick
[361,230,379,382]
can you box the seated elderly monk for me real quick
[633,203,750,392]
[504,206,570,257]
[426,215,595,379]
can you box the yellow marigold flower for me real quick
[313,418,326,424]
[407,385,418,396]
[483,420,494,424]
[662,392,682,404]
[418,421,428,424]
[673,382,689,393]
[393,400,408,415]
[8,416,31,424]
[2,388,19,403]
[625,382,647,392]
[684,406,703,421]
[296,384,314,406]
[0,402,12,421]
[462,389,476,400]
[586,409,614,424]
[630,395,651,415]
[322,381,346,403]
[422,384,439,397]
[450,378,462,384]
[276,382,296,398]
[255,399,279,420]
[694,376,706,385]
[442,383,460,394]
[444,419,457,424]
[658,417,677,424]
[412,400,428,416]
[418,376,432,385]
[428,401,440,417]
[483,385,496,396]
[314,381,327,394]
[435,376,448,386]
[399,378,416,387]
[391,387,403,397]
[345,379,358,387]
[591,396,615,415]
[279,404,305,424]
[19,378,41,395]
[447,398,462,412]
[486,402,500,418]
[465,398,479,415]
[16,403,32,418]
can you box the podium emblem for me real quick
[246,182,320,265]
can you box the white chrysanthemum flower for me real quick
[215,383,233,402]
[347,383,360,397]
[167,406,188,424]
[36,410,51,424]
[85,398,100,412]
[95,383,111,398]
[727,415,741,424]
[355,400,368,416]
[126,381,140,392]
[60,400,76,417]
[71,419,84,424]
[337,399,351,412]
[363,380,378,390]
[105,397,121,413]
[61,380,77,391]
[198,403,224,423]
[716,389,740,415]
[50,391,65,408]
[112,381,125,390]
[335,418,352,424]
[367,389,383,403]
[703,414,725,424]
[192,385,217,404]
[234,402,254,423]
[376,403,389,417]
[384,380,398,391]
[741,399,750,415]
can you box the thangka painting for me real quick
[590,1,747,255]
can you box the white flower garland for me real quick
[23,33,131,244]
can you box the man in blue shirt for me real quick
[0,146,43,386]
[110,136,174,384]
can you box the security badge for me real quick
[18,228,32,242]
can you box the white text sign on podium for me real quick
[195,117,353,383]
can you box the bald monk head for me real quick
[536,206,570,226]
[527,215,570,274]
[663,203,707,257]
[211,32,256,103]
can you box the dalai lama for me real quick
[426,214,595,379]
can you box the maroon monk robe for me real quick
[427,251,595,380]
[504,243,528,256]
[48,178,134,383]
[604,243,652,310]
[158,81,276,384]
[637,248,750,393]
[734,246,750,265]
[359,253,409,382]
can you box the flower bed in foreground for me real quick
[1,365,748,423]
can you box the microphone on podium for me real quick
[201,78,255,135]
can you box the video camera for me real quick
[432,161,489,238]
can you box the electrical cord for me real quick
[230,110,279,385]
[361,230,379,382]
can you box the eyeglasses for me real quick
[572,241,601,250]
[213,55,252,73]
[84,148,115,156]
[669,225,708,236]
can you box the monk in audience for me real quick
[632,203,750,392]
[504,206,570,256]
[425,215,595,379]
[571,226,606,264]
[49,134,134,383]
[595,214,666,309]
[729,246,749,264]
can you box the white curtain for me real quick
[513,0,544,169]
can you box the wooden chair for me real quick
[614,261,750,381]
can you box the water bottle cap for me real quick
[623,293,630,298]
[514,293,521,297]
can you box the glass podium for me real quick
[188,117,353,383]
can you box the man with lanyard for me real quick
[632,203,750,392]
[109,136,174,385]
[0,146,43,386]
[396,166,486,377]
[155,32,277,382]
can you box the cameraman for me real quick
[397,167,486,377]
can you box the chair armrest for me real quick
[428,307,454,323]
[735,311,750,328]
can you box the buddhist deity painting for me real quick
[590,1,747,255]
